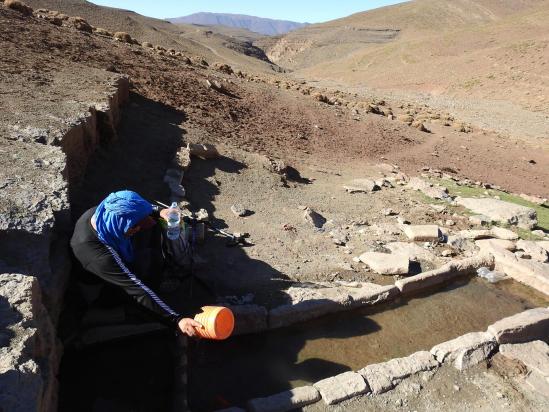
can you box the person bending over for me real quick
[70,190,201,336]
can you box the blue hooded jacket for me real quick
[93,190,153,263]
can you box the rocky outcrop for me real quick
[0,70,129,411]
[0,274,59,412]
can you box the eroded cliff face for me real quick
[0,40,129,409]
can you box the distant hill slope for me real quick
[167,12,309,36]
[258,0,549,113]
[261,0,547,70]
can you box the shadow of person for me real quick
[188,312,381,411]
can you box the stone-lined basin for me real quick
[189,277,549,410]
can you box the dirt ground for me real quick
[305,360,549,412]
[2,6,547,198]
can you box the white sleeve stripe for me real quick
[105,245,178,317]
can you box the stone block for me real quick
[349,284,400,307]
[516,240,549,263]
[487,308,549,344]
[475,239,515,253]
[268,283,398,329]
[538,241,549,254]
[455,197,537,229]
[314,372,369,405]
[458,230,492,240]
[490,226,519,241]
[358,252,409,275]
[454,340,497,371]
[395,254,494,295]
[359,351,438,394]
[490,244,549,295]
[247,386,321,412]
[431,331,497,363]
[499,341,549,377]
[385,242,437,262]
[188,143,219,159]
[407,177,449,200]
[343,178,380,193]
[229,304,268,335]
[402,225,441,241]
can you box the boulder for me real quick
[174,145,191,170]
[188,143,219,159]
[213,62,234,75]
[538,241,549,254]
[68,16,92,33]
[303,208,326,229]
[247,386,321,411]
[402,225,441,242]
[94,27,112,36]
[490,226,519,241]
[520,193,548,206]
[516,240,549,263]
[260,155,289,176]
[343,179,380,193]
[475,239,516,253]
[113,31,133,43]
[314,372,369,405]
[358,252,409,275]
[487,308,549,344]
[458,229,493,240]
[359,351,438,394]
[385,242,437,263]
[230,204,249,218]
[455,197,537,229]
[407,177,449,200]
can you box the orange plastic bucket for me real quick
[193,306,234,340]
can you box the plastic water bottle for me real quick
[167,202,181,240]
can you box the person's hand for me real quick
[178,318,203,337]
[159,208,170,221]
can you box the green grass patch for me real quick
[432,178,549,232]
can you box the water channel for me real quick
[189,276,549,410]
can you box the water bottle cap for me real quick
[170,202,178,209]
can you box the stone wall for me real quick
[0,75,129,411]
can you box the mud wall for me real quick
[0,76,129,411]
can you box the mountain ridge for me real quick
[167,12,309,36]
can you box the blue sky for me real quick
[89,1,407,23]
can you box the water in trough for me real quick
[189,276,549,410]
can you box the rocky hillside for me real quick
[259,0,549,113]
[168,12,309,36]
[23,0,278,72]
